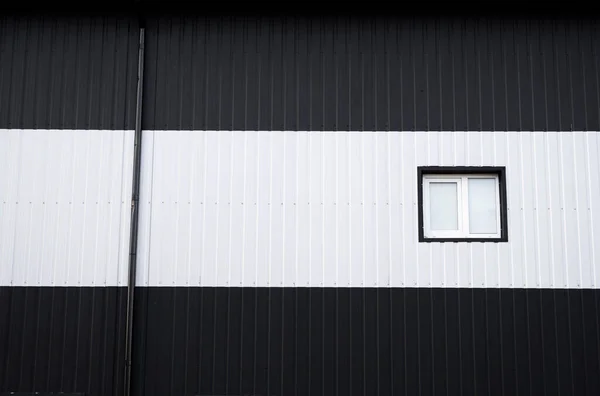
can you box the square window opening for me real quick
[418,167,508,243]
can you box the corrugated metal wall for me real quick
[137,130,600,289]
[143,16,600,131]
[0,129,134,287]
[1,13,600,396]
[0,15,139,130]
[132,16,600,396]
[0,15,137,396]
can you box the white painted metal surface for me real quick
[0,129,134,286]
[137,131,600,288]
[2,130,599,289]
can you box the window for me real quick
[417,166,508,242]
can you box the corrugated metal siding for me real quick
[137,130,600,288]
[0,287,127,395]
[0,15,139,130]
[143,16,600,131]
[2,14,600,396]
[0,14,138,396]
[0,129,134,286]
[133,287,600,396]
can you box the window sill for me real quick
[420,236,508,243]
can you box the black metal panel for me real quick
[0,15,139,130]
[1,393,85,396]
[142,16,600,131]
[132,287,600,396]
[0,287,127,396]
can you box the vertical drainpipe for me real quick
[124,19,145,396]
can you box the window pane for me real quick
[468,178,498,234]
[429,182,459,231]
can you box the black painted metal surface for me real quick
[0,287,127,396]
[2,286,599,396]
[3,15,599,132]
[0,15,139,130]
[132,287,600,396]
[142,16,600,131]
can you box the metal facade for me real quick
[142,16,600,131]
[0,16,139,130]
[0,129,134,287]
[138,130,600,289]
[1,14,600,396]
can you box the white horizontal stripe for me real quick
[2,130,599,288]
[137,131,600,288]
[0,129,134,286]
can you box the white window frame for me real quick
[422,174,502,240]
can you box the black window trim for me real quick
[417,166,509,243]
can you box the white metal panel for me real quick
[136,130,600,289]
[0,129,133,287]
[4,130,597,289]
